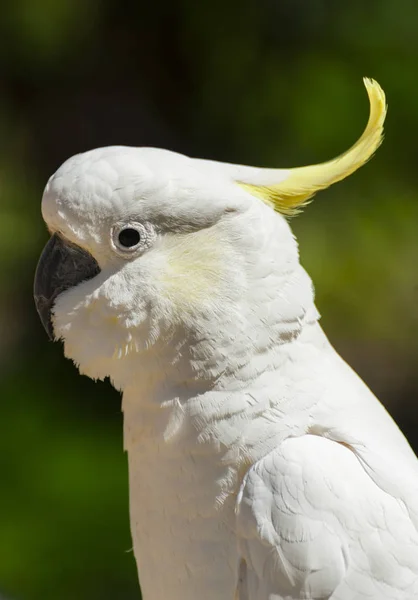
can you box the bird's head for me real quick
[34,79,386,389]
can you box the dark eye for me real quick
[112,222,155,257]
[118,228,140,248]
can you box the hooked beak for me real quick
[34,233,100,340]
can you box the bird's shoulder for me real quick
[235,433,418,599]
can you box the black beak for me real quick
[34,233,100,340]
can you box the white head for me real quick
[34,79,386,392]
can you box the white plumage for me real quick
[34,79,418,599]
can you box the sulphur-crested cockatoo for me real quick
[34,79,418,600]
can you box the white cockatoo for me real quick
[34,79,418,600]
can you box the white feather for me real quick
[37,79,418,600]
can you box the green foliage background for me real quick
[1,1,417,598]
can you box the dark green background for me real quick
[1,1,417,598]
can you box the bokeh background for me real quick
[1,0,418,599]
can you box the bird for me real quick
[33,78,418,600]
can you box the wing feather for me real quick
[236,434,418,599]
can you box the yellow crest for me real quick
[237,78,387,216]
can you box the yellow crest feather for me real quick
[238,78,387,216]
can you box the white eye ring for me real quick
[110,222,155,257]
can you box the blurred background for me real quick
[1,0,417,598]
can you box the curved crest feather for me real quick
[236,78,387,216]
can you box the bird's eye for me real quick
[111,222,155,257]
[118,227,141,248]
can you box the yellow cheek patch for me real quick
[159,229,224,308]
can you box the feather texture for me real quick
[35,94,418,600]
[237,78,387,215]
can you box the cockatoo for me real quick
[34,79,418,600]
